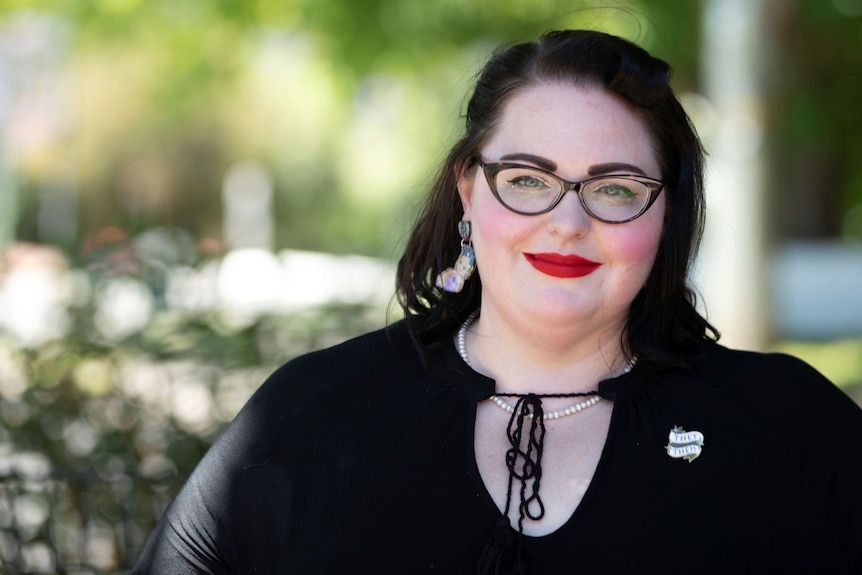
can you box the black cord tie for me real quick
[477,391,599,575]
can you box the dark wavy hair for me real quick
[396,29,718,373]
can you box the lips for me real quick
[524,253,601,278]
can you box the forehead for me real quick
[484,82,660,177]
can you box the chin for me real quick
[531,296,628,329]
[527,300,595,324]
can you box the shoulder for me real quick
[677,342,862,480]
[695,343,844,395]
[130,321,428,571]
[253,320,421,405]
[282,319,417,378]
[696,342,823,379]
[688,342,862,434]
[213,321,418,438]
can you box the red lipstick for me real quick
[524,253,601,278]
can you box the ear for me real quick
[455,160,477,220]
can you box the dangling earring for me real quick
[435,220,476,293]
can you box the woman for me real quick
[132,30,862,574]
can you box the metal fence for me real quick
[0,466,180,574]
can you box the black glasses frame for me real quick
[477,159,665,224]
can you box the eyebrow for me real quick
[587,162,647,176]
[499,153,557,171]
[498,154,647,177]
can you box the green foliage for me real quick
[767,0,862,235]
[2,0,704,258]
[0,243,389,571]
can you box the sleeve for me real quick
[129,327,402,574]
[129,367,292,574]
[129,471,233,574]
[775,355,862,571]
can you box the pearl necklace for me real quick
[457,310,629,421]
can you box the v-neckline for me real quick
[428,329,639,540]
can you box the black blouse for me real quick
[132,320,862,574]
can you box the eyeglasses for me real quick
[477,159,664,224]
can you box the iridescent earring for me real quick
[435,221,476,293]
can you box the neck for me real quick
[462,307,629,395]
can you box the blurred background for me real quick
[0,0,860,572]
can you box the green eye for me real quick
[597,184,635,199]
[589,181,642,206]
[508,175,550,190]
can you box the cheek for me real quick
[617,197,666,265]
[601,207,665,273]
[620,228,662,263]
[470,206,537,285]
[609,227,664,286]
[471,195,533,251]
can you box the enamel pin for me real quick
[665,426,704,462]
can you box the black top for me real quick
[132,321,862,574]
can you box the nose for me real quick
[546,189,591,238]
